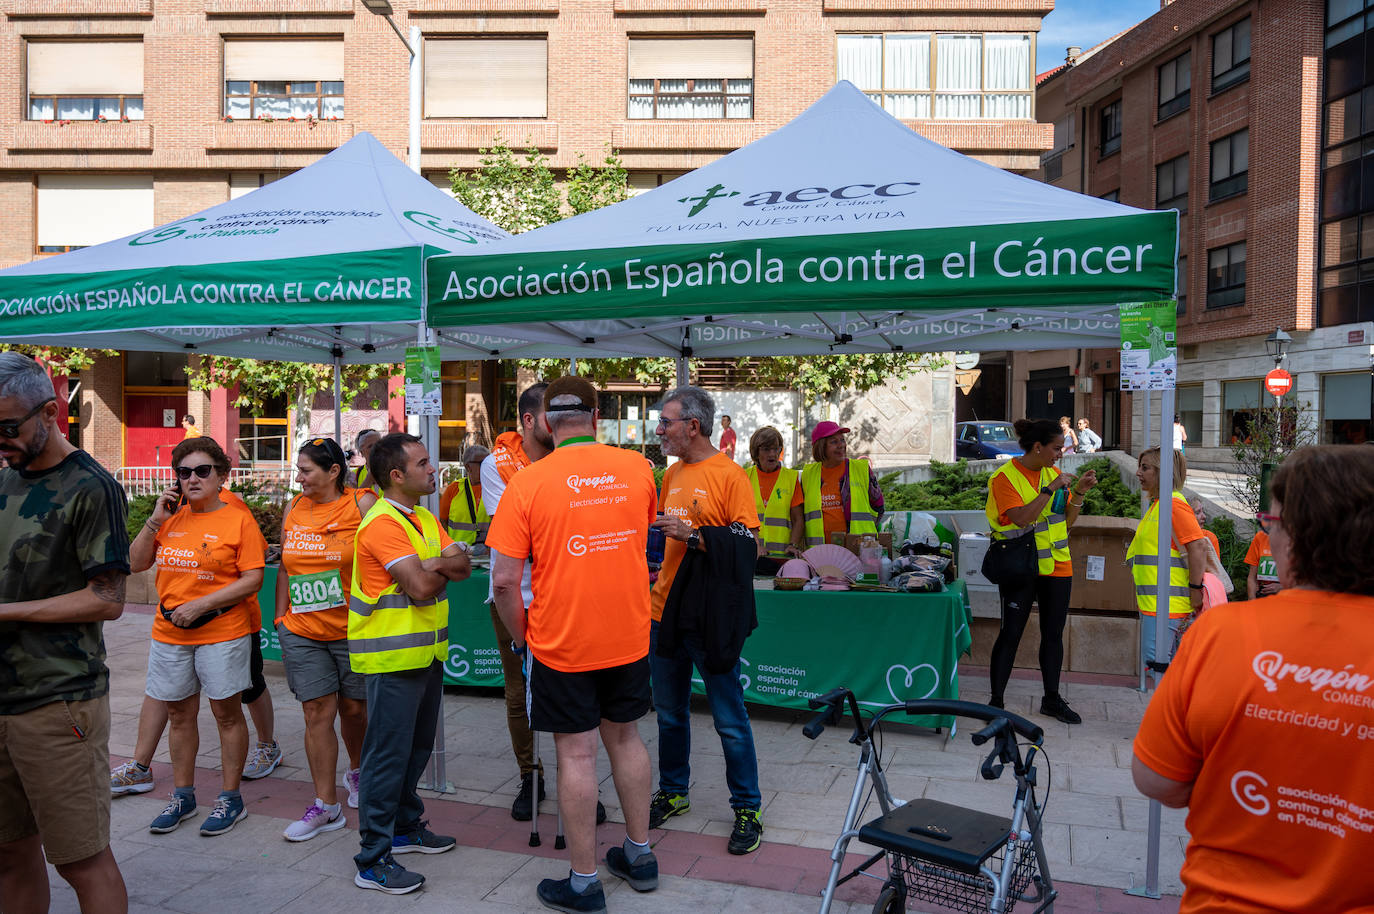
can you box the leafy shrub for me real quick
[1075,457,1141,519]
[878,457,1142,518]
[124,484,285,546]
[125,493,159,540]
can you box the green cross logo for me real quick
[678,184,740,216]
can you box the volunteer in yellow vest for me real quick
[348,433,470,895]
[789,421,883,549]
[984,418,1097,724]
[442,445,491,550]
[352,429,382,495]
[745,426,798,558]
[1128,446,1208,674]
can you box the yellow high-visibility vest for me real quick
[348,499,449,674]
[799,460,877,547]
[746,465,798,557]
[446,477,490,547]
[984,461,1069,576]
[1126,492,1193,617]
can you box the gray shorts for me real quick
[277,623,366,703]
[146,635,253,702]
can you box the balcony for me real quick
[8,121,153,153]
[208,119,355,151]
[4,0,152,14]
[612,121,766,151]
[423,122,558,151]
[205,0,353,12]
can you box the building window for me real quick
[1178,384,1202,446]
[1207,241,1246,308]
[1099,189,1120,202]
[1099,99,1121,156]
[1223,379,1262,444]
[1322,371,1372,443]
[36,174,154,254]
[224,40,344,119]
[1210,129,1249,200]
[836,32,1032,120]
[628,37,752,119]
[628,171,688,195]
[238,394,289,464]
[438,361,472,462]
[230,171,291,199]
[1156,154,1189,212]
[26,40,144,121]
[1212,17,1251,93]
[1158,50,1191,120]
[425,37,547,118]
[1176,254,1188,313]
[125,352,188,388]
[1041,113,1074,181]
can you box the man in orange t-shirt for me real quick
[649,385,765,856]
[1244,530,1281,600]
[488,376,659,912]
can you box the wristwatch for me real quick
[686,530,701,551]
[1040,486,1053,497]
[1188,582,1206,591]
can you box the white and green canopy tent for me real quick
[0,131,508,364]
[424,81,1176,359]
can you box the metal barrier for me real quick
[116,465,298,498]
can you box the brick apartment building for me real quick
[1,0,1054,474]
[1030,0,1374,464]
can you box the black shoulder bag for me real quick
[981,531,1038,587]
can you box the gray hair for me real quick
[354,428,381,449]
[0,352,55,408]
[661,385,715,436]
[461,445,490,465]
[546,393,595,434]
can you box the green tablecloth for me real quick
[258,569,971,729]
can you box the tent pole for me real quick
[569,358,578,376]
[416,322,451,794]
[333,356,343,445]
[675,357,689,387]
[408,27,422,174]
[1144,385,1175,900]
[1138,389,1151,694]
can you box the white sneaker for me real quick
[283,799,345,842]
[345,768,361,810]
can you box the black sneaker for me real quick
[1040,694,1082,725]
[391,822,456,854]
[511,772,546,822]
[727,808,763,855]
[536,876,606,914]
[647,790,690,829]
[605,845,658,892]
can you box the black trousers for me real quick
[354,660,443,870]
[988,575,1072,702]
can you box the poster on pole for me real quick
[1118,300,1178,391]
[404,345,442,416]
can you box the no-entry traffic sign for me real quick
[1265,368,1293,397]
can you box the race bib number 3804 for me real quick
[289,570,345,613]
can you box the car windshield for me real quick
[979,424,1015,442]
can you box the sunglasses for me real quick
[1255,511,1281,534]
[175,464,215,480]
[0,397,54,439]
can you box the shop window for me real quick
[1223,379,1262,444]
[628,37,752,119]
[1099,99,1121,157]
[1322,371,1372,443]
[1210,129,1249,200]
[1207,241,1246,308]
[1177,384,1203,447]
[1212,16,1251,93]
[224,40,344,120]
[425,37,547,118]
[1157,50,1190,120]
[837,32,1032,120]
[27,40,144,121]
[1156,154,1189,212]
[238,393,288,464]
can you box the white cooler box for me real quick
[959,533,993,588]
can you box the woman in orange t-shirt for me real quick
[273,437,377,841]
[129,437,266,836]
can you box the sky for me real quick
[1036,0,1164,75]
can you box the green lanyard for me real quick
[557,435,595,448]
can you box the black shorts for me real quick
[528,655,651,734]
[241,631,267,705]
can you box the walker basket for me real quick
[860,799,1045,914]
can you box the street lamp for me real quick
[359,0,421,174]
[1264,327,1292,368]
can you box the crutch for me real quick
[523,647,564,849]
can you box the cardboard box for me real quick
[829,532,894,557]
[1067,516,1138,613]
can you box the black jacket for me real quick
[657,524,758,674]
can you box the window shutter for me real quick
[224,40,344,82]
[627,38,753,80]
[424,38,548,118]
[28,41,144,95]
[37,175,154,248]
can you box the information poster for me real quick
[404,345,442,416]
[1119,300,1178,391]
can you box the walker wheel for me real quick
[872,882,906,914]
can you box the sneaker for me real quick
[536,876,606,914]
[345,768,361,810]
[391,822,455,855]
[511,771,546,821]
[727,808,763,855]
[605,845,658,892]
[283,799,346,842]
[1040,694,1083,725]
[596,800,607,826]
[149,793,197,833]
[647,790,690,829]
[355,855,424,895]
[111,761,154,796]
[242,740,283,780]
[200,792,247,836]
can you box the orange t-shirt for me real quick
[439,480,462,524]
[354,501,455,602]
[655,452,760,621]
[1133,590,1374,913]
[1244,531,1279,582]
[989,460,1071,577]
[279,488,369,642]
[490,431,531,484]
[1201,529,1220,558]
[486,442,658,672]
[152,501,267,646]
[1157,494,1206,549]
[790,462,849,544]
[754,467,779,508]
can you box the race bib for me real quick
[289,570,345,613]
[1257,555,1279,582]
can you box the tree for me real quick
[184,356,396,415]
[0,343,115,376]
[1225,396,1318,515]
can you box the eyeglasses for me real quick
[656,416,692,428]
[0,397,54,439]
[1255,511,1281,534]
[175,464,215,480]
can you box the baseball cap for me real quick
[543,375,598,413]
[811,420,850,443]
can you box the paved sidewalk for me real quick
[44,606,1187,913]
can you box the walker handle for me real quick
[900,699,1044,743]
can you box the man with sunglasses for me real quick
[0,352,130,913]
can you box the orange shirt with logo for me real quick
[990,460,1072,577]
[1133,590,1374,913]
[486,442,657,672]
[490,431,531,484]
[152,501,267,646]
[655,452,759,621]
[279,488,368,642]
[1244,531,1279,583]
[789,462,850,544]
[354,501,455,601]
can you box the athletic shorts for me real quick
[0,695,112,865]
[278,623,366,703]
[145,635,253,702]
[527,654,651,734]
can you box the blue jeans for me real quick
[1140,616,1184,669]
[649,620,761,811]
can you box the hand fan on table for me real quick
[801,544,862,582]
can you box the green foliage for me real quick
[125,494,159,539]
[185,356,398,416]
[1226,398,1318,515]
[0,343,116,376]
[877,456,1142,518]
[1075,457,1142,519]
[652,464,665,492]
[565,148,631,216]
[519,357,678,388]
[1204,515,1252,601]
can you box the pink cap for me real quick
[811,420,850,443]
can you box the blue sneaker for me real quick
[391,822,455,855]
[200,792,247,836]
[355,856,425,895]
[149,793,197,833]
[537,876,606,913]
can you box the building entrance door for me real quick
[125,394,187,467]
[1025,369,1073,422]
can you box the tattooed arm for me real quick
[0,569,127,623]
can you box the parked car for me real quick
[955,422,1024,460]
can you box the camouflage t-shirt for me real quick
[0,449,130,715]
